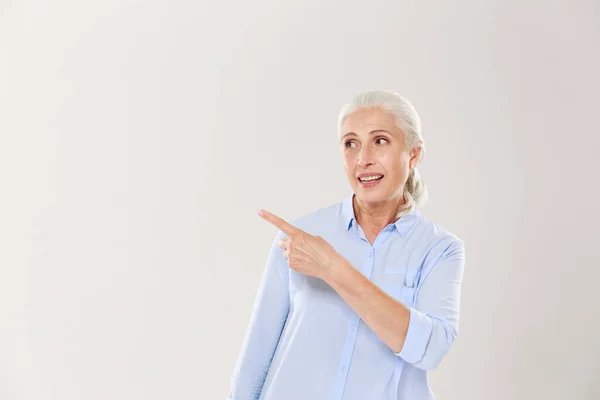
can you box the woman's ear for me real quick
[409,146,422,169]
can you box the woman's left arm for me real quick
[325,239,466,371]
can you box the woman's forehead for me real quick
[343,108,397,131]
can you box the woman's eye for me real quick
[345,138,387,148]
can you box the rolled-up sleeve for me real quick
[226,229,290,400]
[394,239,466,371]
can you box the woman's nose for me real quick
[358,145,375,167]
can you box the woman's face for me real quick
[340,107,420,205]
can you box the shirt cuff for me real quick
[394,306,433,364]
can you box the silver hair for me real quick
[337,90,428,218]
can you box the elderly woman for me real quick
[226,90,466,400]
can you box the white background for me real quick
[1,1,599,399]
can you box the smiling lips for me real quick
[357,173,384,183]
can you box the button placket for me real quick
[332,243,377,399]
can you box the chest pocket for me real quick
[380,220,427,308]
[400,266,419,307]
[380,266,420,308]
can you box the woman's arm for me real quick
[324,239,465,371]
[226,230,290,400]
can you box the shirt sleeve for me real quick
[226,229,291,400]
[394,239,466,371]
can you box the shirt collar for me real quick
[341,192,421,237]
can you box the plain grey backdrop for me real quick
[1,1,599,399]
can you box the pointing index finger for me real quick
[258,210,301,236]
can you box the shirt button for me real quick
[350,325,356,332]
[341,366,347,374]
[368,251,373,257]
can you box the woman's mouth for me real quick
[358,175,384,188]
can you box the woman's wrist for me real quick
[322,255,350,285]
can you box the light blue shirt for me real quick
[227,192,466,400]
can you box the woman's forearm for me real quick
[323,257,410,353]
[324,239,465,371]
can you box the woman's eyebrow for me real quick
[341,129,392,141]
